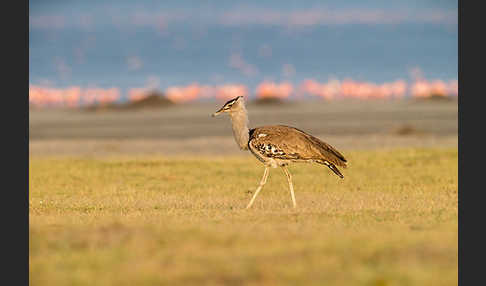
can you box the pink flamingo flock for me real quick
[29,78,458,108]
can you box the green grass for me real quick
[29,147,458,286]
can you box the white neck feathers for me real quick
[229,101,250,150]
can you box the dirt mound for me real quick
[413,94,455,102]
[392,124,423,136]
[84,91,174,112]
[124,92,174,109]
[250,97,288,106]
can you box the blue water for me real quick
[29,1,458,95]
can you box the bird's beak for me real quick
[211,107,224,117]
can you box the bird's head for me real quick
[211,96,245,117]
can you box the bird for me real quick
[212,95,347,208]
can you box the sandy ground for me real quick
[28,135,457,157]
[29,99,457,156]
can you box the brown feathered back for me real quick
[249,125,347,168]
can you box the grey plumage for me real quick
[212,96,347,208]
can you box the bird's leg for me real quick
[282,166,296,208]
[246,167,270,209]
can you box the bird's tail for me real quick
[317,160,344,179]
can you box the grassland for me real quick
[29,147,457,286]
[29,100,457,285]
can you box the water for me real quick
[29,1,458,95]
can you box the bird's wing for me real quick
[249,125,347,167]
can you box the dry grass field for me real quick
[29,100,458,286]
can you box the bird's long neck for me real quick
[229,104,250,150]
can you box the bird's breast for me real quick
[249,138,301,161]
[254,142,286,157]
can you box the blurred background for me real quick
[29,3,459,285]
[29,0,457,155]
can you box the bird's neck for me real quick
[229,106,250,150]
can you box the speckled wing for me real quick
[248,125,347,167]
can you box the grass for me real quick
[29,147,458,286]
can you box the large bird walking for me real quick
[212,96,347,208]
